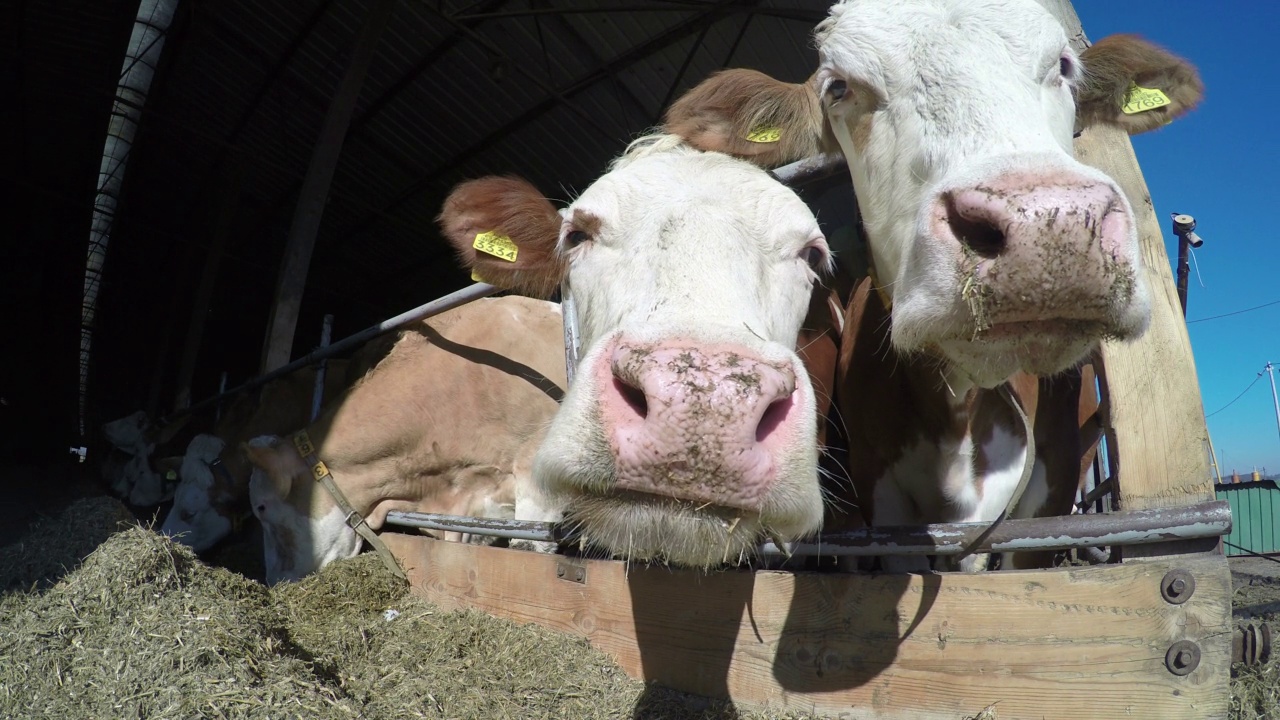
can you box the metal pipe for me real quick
[311,314,333,421]
[560,278,581,387]
[1266,361,1280,446]
[770,152,848,186]
[383,500,1231,558]
[215,371,228,422]
[163,282,500,424]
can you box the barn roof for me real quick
[8,0,834,453]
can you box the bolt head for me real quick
[1170,578,1187,595]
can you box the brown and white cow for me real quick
[664,0,1201,570]
[439,135,832,569]
[101,411,191,506]
[158,360,359,552]
[243,296,566,584]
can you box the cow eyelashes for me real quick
[800,245,827,271]
[565,230,591,247]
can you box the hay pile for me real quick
[0,511,820,719]
[0,495,137,591]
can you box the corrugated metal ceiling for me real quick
[80,0,829,419]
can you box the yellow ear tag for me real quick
[1121,82,1171,115]
[473,230,519,262]
[745,126,782,143]
[165,470,177,481]
[470,268,488,283]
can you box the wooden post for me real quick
[173,157,245,411]
[1038,0,1214,518]
[259,0,396,373]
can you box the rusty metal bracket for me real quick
[1234,622,1273,666]
[1165,640,1201,676]
[1160,569,1196,605]
[555,561,586,584]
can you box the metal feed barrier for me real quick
[381,500,1231,559]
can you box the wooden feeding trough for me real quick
[378,5,1232,717]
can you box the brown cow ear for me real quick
[1076,34,1203,135]
[664,68,832,167]
[242,436,299,498]
[437,176,566,298]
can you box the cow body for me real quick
[244,295,566,584]
[440,136,832,569]
[665,0,1201,570]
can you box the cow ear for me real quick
[241,436,297,497]
[1076,34,1203,135]
[664,69,832,167]
[437,176,566,298]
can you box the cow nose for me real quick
[599,339,801,511]
[943,190,1008,258]
[609,342,797,446]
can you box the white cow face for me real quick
[102,410,153,452]
[666,0,1202,388]
[440,137,830,568]
[159,434,234,552]
[244,435,361,585]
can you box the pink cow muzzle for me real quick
[931,169,1139,333]
[596,339,803,512]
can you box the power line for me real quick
[1188,298,1280,324]
[1205,372,1263,418]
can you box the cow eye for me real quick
[566,230,590,247]
[827,79,848,101]
[800,245,827,271]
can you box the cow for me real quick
[101,410,187,506]
[662,0,1202,570]
[438,133,832,570]
[158,360,357,552]
[242,295,567,584]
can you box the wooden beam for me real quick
[384,535,1232,719]
[173,156,244,411]
[259,0,396,373]
[1038,0,1213,518]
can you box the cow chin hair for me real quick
[566,495,764,571]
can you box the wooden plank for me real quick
[259,0,396,373]
[1041,1,1214,518]
[383,534,1231,719]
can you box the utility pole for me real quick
[1266,362,1280,445]
[1171,213,1204,317]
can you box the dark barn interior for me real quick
[4,0,863,499]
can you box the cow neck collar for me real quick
[291,430,406,580]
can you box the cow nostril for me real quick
[613,378,648,419]
[945,193,1006,258]
[255,504,266,514]
[755,395,794,443]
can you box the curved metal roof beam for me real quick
[80,0,180,435]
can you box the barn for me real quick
[4,0,1275,718]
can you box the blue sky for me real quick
[1075,1,1280,477]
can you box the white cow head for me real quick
[159,434,235,552]
[665,0,1203,388]
[439,135,829,568]
[242,435,362,585]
